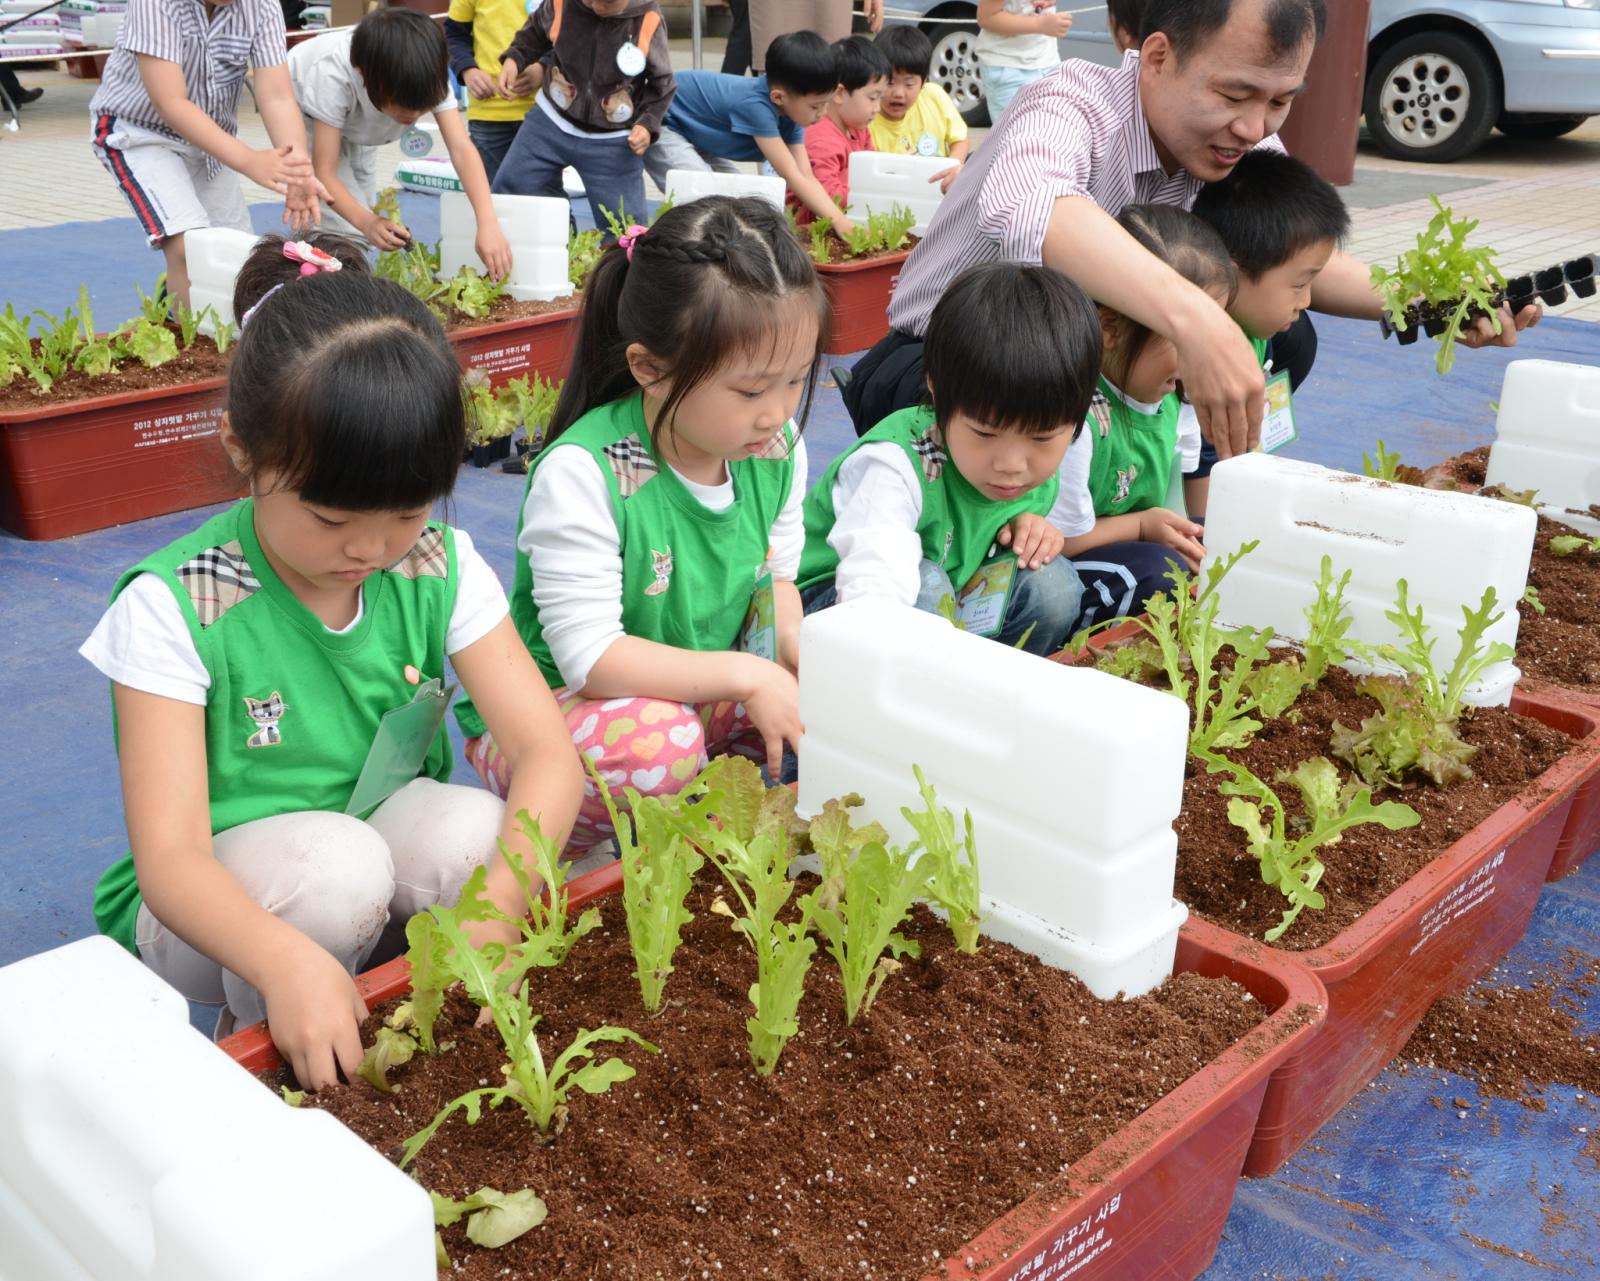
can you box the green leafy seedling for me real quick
[1362,439,1404,482]
[432,1186,547,1251]
[1522,585,1546,615]
[900,765,982,952]
[1550,533,1600,557]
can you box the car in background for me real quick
[884,0,1600,160]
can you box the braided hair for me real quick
[548,195,830,447]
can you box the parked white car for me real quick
[884,0,1600,161]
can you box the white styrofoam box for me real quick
[1486,358,1600,536]
[846,151,949,237]
[1202,453,1536,706]
[0,937,432,1281]
[78,12,122,46]
[438,190,568,301]
[664,168,785,210]
[182,226,259,333]
[797,601,1190,999]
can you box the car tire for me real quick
[1363,30,1500,163]
[1496,114,1588,141]
[923,21,990,127]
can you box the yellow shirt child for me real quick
[869,25,969,161]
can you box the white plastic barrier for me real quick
[798,601,1190,999]
[846,152,950,237]
[663,168,785,210]
[0,937,433,1281]
[1202,453,1535,706]
[438,191,569,302]
[182,227,259,334]
[79,12,123,46]
[1486,358,1600,536]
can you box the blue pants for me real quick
[801,557,1085,657]
[491,107,646,233]
[1071,541,1187,630]
[468,119,524,185]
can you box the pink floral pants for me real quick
[464,689,764,850]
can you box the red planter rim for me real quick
[0,374,228,426]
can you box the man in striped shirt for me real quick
[843,0,1540,458]
[90,0,322,309]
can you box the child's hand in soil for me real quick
[829,211,859,240]
[261,936,369,1092]
[477,223,514,281]
[998,512,1064,569]
[1138,507,1206,570]
[737,653,804,780]
[628,124,651,155]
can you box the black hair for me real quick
[549,195,830,450]
[923,263,1102,440]
[1106,205,1237,387]
[350,8,450,112]
[875,25,932,80]
[232,232,371,321]
[227,273,465,512]
[833,34,890,93]
[1190,150,1349,278]
[1106,0,1144,41]
[1140,0,1325,60]
[765,29,838,97]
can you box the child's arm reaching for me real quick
[251,64,329,232]
[757,136,858,238]
[308,118,409,249]
[435,109,514,278]
[997,512,1064,568]
[977,0,1073,37]
[115,685,368,1091]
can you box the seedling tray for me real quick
[817,250,910,356]
[0,374,240,540]
[223,862,1326,1281]
[450,305,578,391]
[1063,623,1600,1176]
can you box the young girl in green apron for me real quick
[1058,204,1237,628]
[81,241,582,1091]
[459,195,827,847]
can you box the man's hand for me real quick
[1176,300,1266,460]
[1458,299,1542,350]
[245,143,313,195]
[463,67,496,100]
[628,123,651,155]
[997,512,1065,569]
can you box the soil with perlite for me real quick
[270,879,1274,1280]
[1163,665,1571,950]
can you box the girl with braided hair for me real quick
[457,195,828,848]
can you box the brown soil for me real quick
[1401,949,1600,1109]
[1166,664,1571,950]
[453,293,578,328]
[812,234,919,267]
[0,336,228,414]
[270,878,1267,1280]
[1517,515,1600,689]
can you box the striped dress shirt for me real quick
[89,0,288,174]
[887,50,1281,338]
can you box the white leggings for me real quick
[134,778,505,1030]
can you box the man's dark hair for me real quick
[766,30,838,97]
[875,24,933,80]
[833,34,890,93]
[1106,0,1144,41]
[350,8,450,112]
[924,263,1102,439]
[1141,0,1325,60]
[1191,150,1350,278]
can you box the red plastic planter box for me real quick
[1061,624,1600,1176]
[1520,678,1600,881]
[818,251,909,356]
[451,306,578,391]
[224,863,1325,1281]
[0,376,241,540]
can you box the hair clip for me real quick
[283,240,343,276]
[617,224,649,262]
[239,282,285,329]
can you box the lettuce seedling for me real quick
[432,1186,547,1252]
[1378,580,1514,725]
[1522,585,1546,616]
[441,264,508,320]
[172,299,204,349]
[114,316,178,369]
[1550,532,1600,557]
[899,766,982,952]
[504,372,561,454]
[569,227,604,290]
[1331,674,1477,789]
[134,275,170,326]
[211,317,237,355]
[1301,556,1355,684]
[375,240,446,313]
[1205,754,1420,942]
[803,805,924,1025]
[588,758,706,1014]
[1362,439,1404,481]
[696,756,818,1073]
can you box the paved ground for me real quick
[4,46,1599,320]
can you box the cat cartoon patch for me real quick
[643,546,673,597]
[243,692,288,749]
[1114,464,1139,504]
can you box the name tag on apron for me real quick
[954,550,1018,638]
